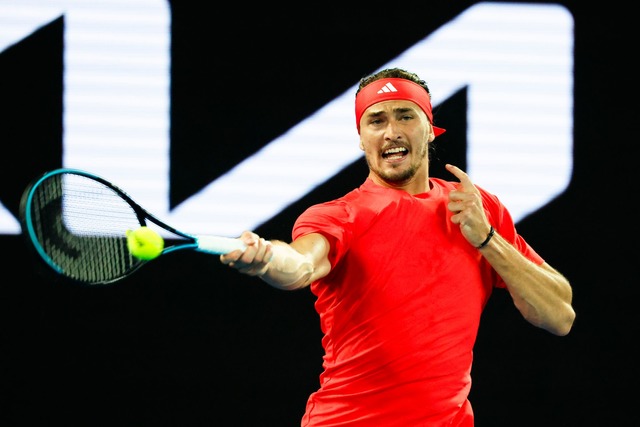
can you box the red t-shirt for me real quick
[293,178,543,427]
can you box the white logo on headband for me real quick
[377,83,398,94]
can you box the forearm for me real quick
[479,231,575,336]
[257,241,315,291]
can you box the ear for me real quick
[427,124,436,143]
[359,139,365,150]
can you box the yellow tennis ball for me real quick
[126,226,164,260]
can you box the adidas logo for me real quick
[377,82,398,94]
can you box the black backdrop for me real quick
[1,1,638,426]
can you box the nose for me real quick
[383,120,402,140]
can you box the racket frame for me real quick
[20,168,245,284]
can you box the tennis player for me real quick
[220,67,575,426]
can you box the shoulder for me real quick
[300,182,370,217]
[476,184,503,210]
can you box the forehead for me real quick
[364,99,422,114]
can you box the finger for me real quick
[220,231,257,265]
[247,238,269,263]
[235,237,270,266]
[447,199,465,212]
[219,252,237,265]
[239,230,260,246]
[445,164,474,191]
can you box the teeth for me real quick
[384,147,406,155]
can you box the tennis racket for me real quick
[19,168,247,285]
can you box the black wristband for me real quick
[476,226,495,249]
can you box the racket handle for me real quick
[196,235,247,255]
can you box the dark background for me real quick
[1,1,638,426]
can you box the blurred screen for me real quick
[0,1,573,236]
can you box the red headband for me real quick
[355,77,446,137]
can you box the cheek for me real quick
[412,126,432,144]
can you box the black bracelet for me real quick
[476,226,495,249]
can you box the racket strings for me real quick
[27,173,145,284]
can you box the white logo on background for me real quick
[377,83,398,93]
[0,2,574,236]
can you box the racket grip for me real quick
[196,235,247,255]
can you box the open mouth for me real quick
[382,147,408,160]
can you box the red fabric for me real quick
[293,178,542,426]
[355,78,446,136]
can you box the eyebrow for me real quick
[366,106,415,117]
[393,107,414,114]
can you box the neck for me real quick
[368,170,431,195]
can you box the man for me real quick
[220,67,575,426]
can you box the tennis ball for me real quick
[126,226,164,260]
